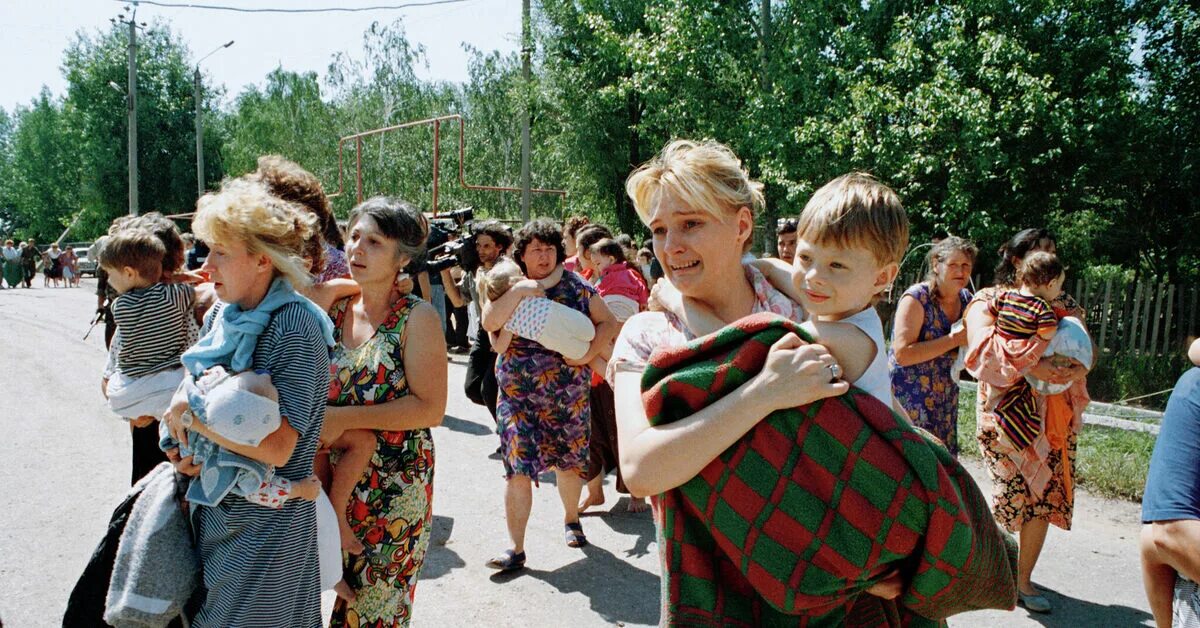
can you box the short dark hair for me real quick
[575,224,613,253]
[995,228,1054,287]
[590,238,627,264]
[473,219,513,251]
[778,218,798,234]
[98,228,165,281]
[348,197,429,261]
[1018,251,1064,287]
[512,218,566,274]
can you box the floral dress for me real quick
[888,283,971,456]
[966,287,1087,532]
[496,270,596,479]
[328,295,435,628]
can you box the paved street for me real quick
[0,281,1155,627]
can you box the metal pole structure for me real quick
[127,11,139,216]
[195,68,204,199]
[195,41,234,199]
[519,0,532,221]
[759,0,775,256]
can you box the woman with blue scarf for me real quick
[162,177,333,627]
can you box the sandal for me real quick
[485,549,526,572]
[565,522,588,548]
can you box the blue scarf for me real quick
[181,277,335,377]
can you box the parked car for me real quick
[75,247,97,277]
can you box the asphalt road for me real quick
[0,281,1154,627]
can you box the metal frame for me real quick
[328,113,566,215]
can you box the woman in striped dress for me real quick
[163,178,332,626]
[320,198,448,627]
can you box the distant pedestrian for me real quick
[20,240,37,288]
[1,240,21,288]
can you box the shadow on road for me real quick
[489,542,660,626]
[1019,586,1153,627]
[441,414,494,437]
[587,501,656,559]
[420,515,466,581]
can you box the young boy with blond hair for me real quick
[653,172,908,410]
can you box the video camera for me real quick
[425,207,480,273]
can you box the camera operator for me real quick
[439,220,513,422]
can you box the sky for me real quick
[0,0,523,112]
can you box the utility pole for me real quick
[195,41,234,199]
[759,0,776,256]
[519,0,532,221]
[112,4,142,216]
[194,69,204,199]
[126,10,139,216]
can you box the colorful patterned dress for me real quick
[495,270,596,479]
[328,295,435,628]
[965,287,1088,532]
[888,283,972,456]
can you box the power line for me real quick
[115,0,472,14]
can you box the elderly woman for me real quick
[318,197,448,626]
[964,227,1091,614]
[162,178,333,626]
[480,218,619,570]
[888,236,977,456]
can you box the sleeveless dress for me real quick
[495,270,596,479]
[328,295,435,628]
[888,283,971,457]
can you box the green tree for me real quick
[4,90,80,241]
[62,20,226,236]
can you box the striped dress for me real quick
[189,301,331,627]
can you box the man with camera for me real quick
[437,219,513,422]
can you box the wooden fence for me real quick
[882,273,1200,356]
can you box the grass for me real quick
[955,387,1155,502]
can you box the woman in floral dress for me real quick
[320,197,448,627]
[480,218,619,571]
[888,236,976,456]
[963,228,1090,614]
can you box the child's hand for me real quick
[130,415,155,428]
[393,272,414,296]
[510,279,545,299]
[647,280,680,314]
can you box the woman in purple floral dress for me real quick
[480,219,619,571]
[888,237,976,456]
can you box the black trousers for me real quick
[448,304,470,348]
[130,422,168,486]
[464,325,498,421]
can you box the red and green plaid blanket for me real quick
[642,313,1018,626]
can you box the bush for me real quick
[1087,350,1191,410]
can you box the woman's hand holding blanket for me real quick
[749,332,850,412]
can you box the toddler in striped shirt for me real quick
[99,227,195,420]
[989,251,1065,346]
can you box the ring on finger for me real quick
[826,363,843,382]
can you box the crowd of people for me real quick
[0,237,66,289]
[47,140,1200,627]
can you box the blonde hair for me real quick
[796,172,909,266]
[479,258,523,302]
[626,140,764,251]
[192,177,317,289]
